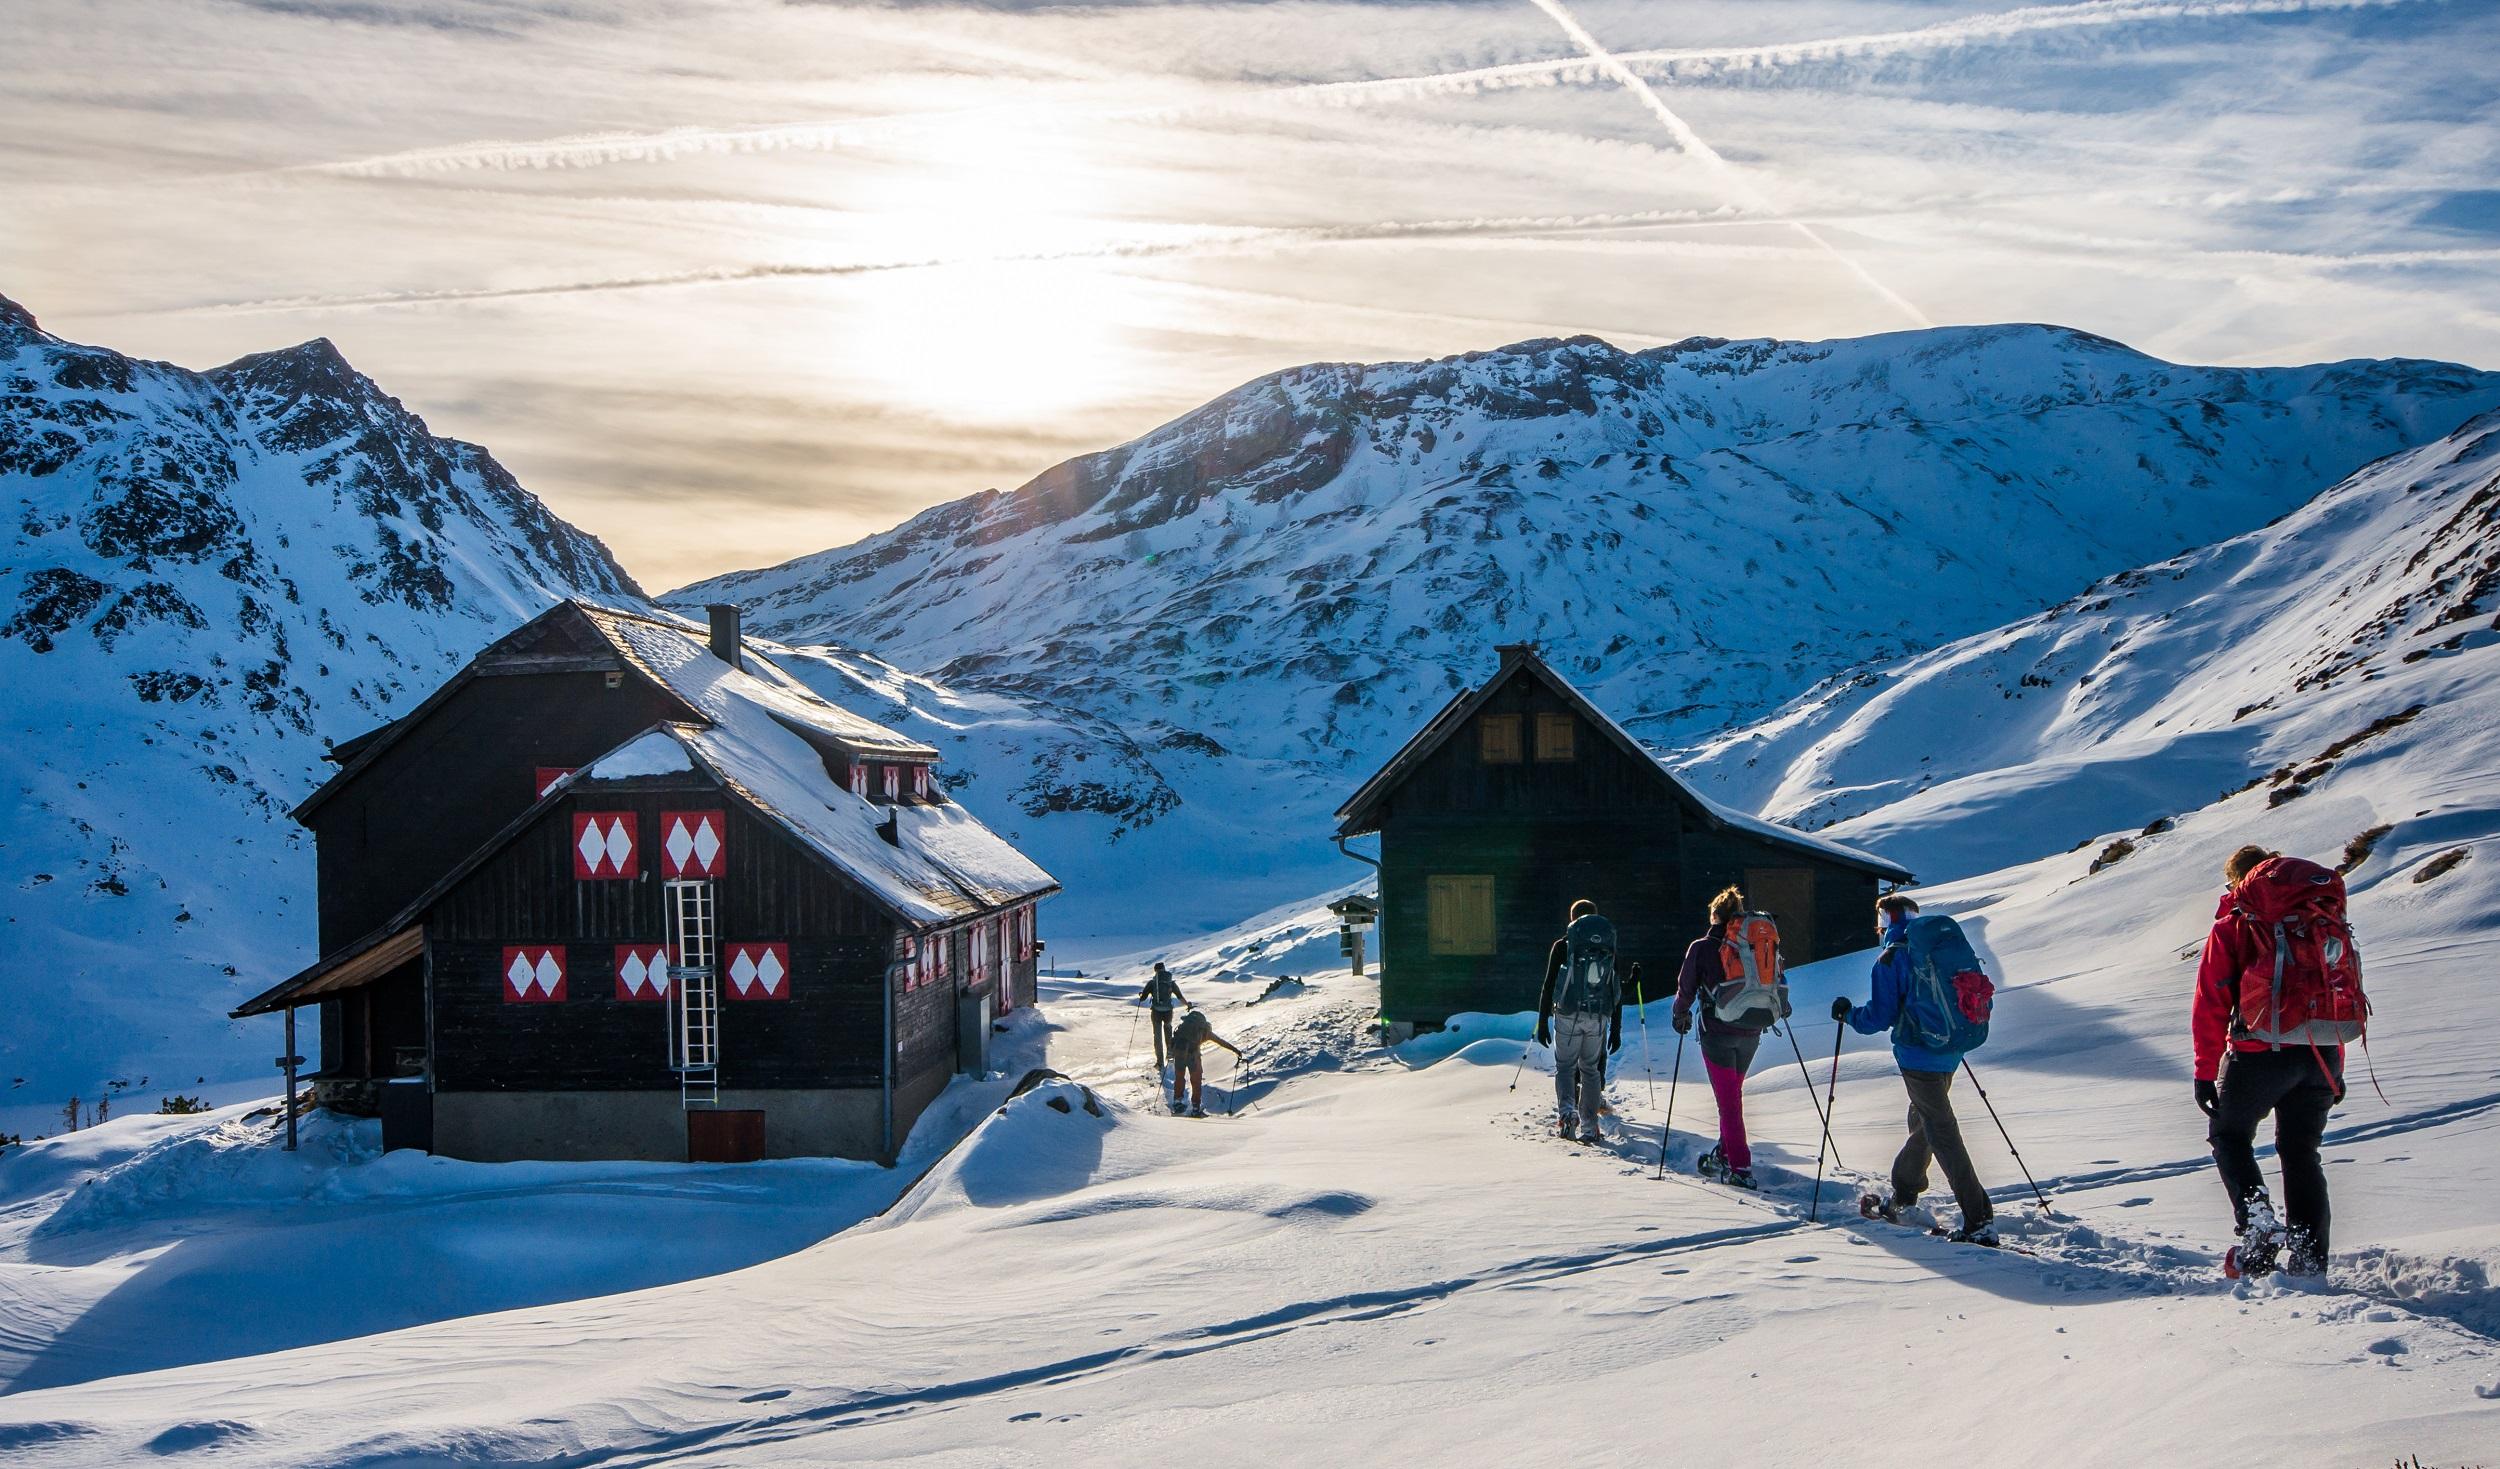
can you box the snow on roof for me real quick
[662,693,1056,927]
[1683,781,1907,878]
[580,605,940,761]
[582,728,696,780]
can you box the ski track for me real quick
[450,1217,1806,1469]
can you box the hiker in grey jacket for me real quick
[1138,962,1188,1071]
[1534,899,1630,1144]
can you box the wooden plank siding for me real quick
[1369,661,1891,1025]
[426,780,905,1095]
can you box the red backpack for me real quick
[2229,857,2369,1048]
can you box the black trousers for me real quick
[1149,1011,1175,1067]
[2210,1047,2339,1266]
[1894,1068,1993,1229]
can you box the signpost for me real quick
[1327,894,1380,978]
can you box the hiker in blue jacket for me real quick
[1833,893,1996,1246]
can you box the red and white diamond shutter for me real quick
[502,945,567,1003]
[534,767,577,798]
[572,812,639,879]
[615,944,672,1001]
[659,810,726,879]
[725,942,791,1000]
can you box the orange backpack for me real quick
[1711,913,1787,1026]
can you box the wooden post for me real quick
[280,1008,301,1153]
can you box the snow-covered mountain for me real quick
[1678,405,2500,889]
[674,327,2500,944]
[0,297,641,1115]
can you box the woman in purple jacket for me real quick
[1671,886,1785,1188]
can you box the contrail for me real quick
[164,208,1816,316]
[286,0,2433,180]
[1519,0,1936,329]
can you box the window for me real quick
[847,761,868,798]
[882,764,901,800]
[912,765,930,800]
[1534,713,1576,762]
[1478,714,1523,764]
[1427,875,1497,956]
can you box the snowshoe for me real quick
[1555,1113,1578,1138]
[1858,1193,1901,1225]
[1942,1222,1999,1249]
[1167,1096,1188,1115]
[1188,1106,1206,1119]
[1724,1167,1758,1191]
[1575,1125,1602,1145]
[2225,1192,2290,1279]
[1696,1147,1758,1190]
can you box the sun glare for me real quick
[834,116,1136,422]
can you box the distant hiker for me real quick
[1167,1008,1241,1118]
[1672,886,1791,1189]
[1535,899,1626,1144]
[1835,894,1998,1246]
[2193,844,2365,1277]
[1138,962,1188,1072]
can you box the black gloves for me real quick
[2194,1079,2218,1117]
[1609,1028,1623,1055]
[1534,1020,1551,1048]
[1831,996,1854,1022]
[1672,1011,1692,1035]
[1780,995,1794,1020]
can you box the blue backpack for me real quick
[1557,914,1619,1015]
[1890,914,1994,1053]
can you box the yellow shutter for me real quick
[1428,875,1496,956]
[1479,714,1522,764]
[1535,712,1576,762]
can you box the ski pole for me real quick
[1782,1019,1844,1172]
[1124,1003,1142,1069]
[1961,1059,2050,1211]
[1655,1027,1685,1181]
[1809,1018,1844,1222]
[1633,976,1657,1109]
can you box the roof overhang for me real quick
[231,923,423,1018]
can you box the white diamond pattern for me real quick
[506,950,534,991]
[531,952,561,997]
[576,821,608,872]
[692,818,721,868]
[603,821,633,870]
[665,821,695,871]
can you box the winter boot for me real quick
[2225,1190,2288,1279]
[1188,1106,1206,1119]
[1575,1119,1602,1145]
[1724,1166,1759,1191]
[1555,1111,1578,1138]
[1696,1144,1726,1180]
[1858,1193,1901,1225]
[1946,1221,1999,1249]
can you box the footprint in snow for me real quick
[1010,1413,1043,1423]
[2118,1197,2153,1208]
[739,1390,790,1404]
[2366,1338,2408,1358]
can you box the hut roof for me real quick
[1334,646,1911,882]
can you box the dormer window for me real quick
[912,765,930,800]
[848,761,868,799]
[882,764,900,801]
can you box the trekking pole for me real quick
[1809,1018,1845,1222]
[1124,1003,1142,1069]
[1226,1054,1249,1117]
[1654,1028,1685,1181]
[1782,1020,1844,1172]
[1961,1059,2050,1211]
[1509,1019,1541,1092]
[1632,978,1657,1109]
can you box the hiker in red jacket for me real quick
[2193,844,2358,1276]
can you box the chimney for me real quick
[1494,641,1537,669]
[706,604,743,670]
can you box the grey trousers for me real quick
[1554,1013,1608,1122]
[1894,1067,1993,1228]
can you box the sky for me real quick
[5,0,2499,593]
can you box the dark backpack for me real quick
[1889,913,1993,1053]
[1173,1011,1212,1052]
[1557,914,1619,1015]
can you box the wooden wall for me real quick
[1374,671,1890,1024]
[426,781,904,1095]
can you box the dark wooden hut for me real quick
[234,601,1056,1164]
[1334,644,1911,1029]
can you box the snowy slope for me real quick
[1677,407,2500,885]
[0,296,642,1120]
[675,327,2500,946]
